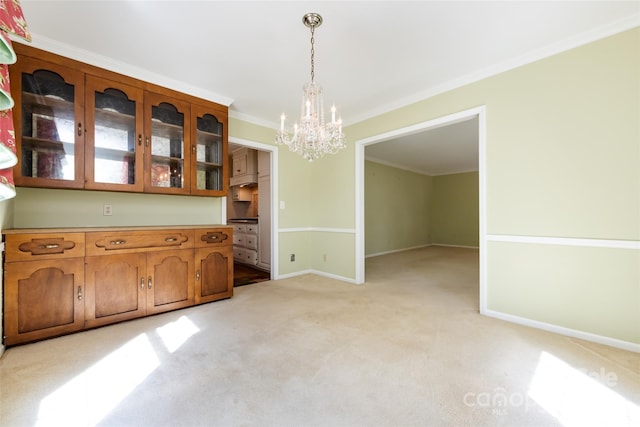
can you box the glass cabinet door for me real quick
[10,57,85,188]
[85,76,144,191]
[144,92,190,194]
[191,104,227,195]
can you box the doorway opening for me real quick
[227,137,279,284]
[355,106,487,312]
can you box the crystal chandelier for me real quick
[276,13,346,162]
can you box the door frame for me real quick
[355,106,487,313]
[227,137,279,279]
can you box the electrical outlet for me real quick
[103,204,113,216]
[290,254,295,262]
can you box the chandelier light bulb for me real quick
[276,12,346,162]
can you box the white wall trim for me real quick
[279,227,356,234]
[228,137,279,279]
[484,309,640,353]
[277,269,358,284]
[366,244,433,259]
[487,234,640,250]
[20,36,233,107]
[346,16,640,127]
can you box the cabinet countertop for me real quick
[3,224,233,235]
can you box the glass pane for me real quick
[195,113,222,191]
[20,70,75,180]
[93,88,136,184]
[151,102,184,189]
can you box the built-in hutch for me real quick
[9,44,229,196]
[3,45,234,346]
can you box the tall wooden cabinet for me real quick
[9,43,228,196]
[3,225,232,346]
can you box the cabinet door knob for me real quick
[77,286,83,301]
[145,136,150,147]
[77,122,82,137]
[148,276,152,289]
[141,277,144,290]
[196,270,200,281]
[138,134,143,146]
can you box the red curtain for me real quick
[0,0,30,200]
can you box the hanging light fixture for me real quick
[276,12,346,162]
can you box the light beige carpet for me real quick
[1,246,638,426]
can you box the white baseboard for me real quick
[432,243,479,250]
[276,269,358,284]
[483,308,640,353]
[365,244,433,258]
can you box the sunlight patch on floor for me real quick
[36,333,160,427]
[528,351,639,427]
[156,315,200,353]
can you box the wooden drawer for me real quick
[194,228,232,248]
[4,233,85,262]
[86,230,194,256]
[246,224,258,234]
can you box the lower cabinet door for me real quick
[4,258,85,345]
[85,253,147,328]
[195,246,233,304]
[146,249,194,315]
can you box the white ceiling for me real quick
[17,1,640,174]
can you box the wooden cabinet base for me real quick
[3,225,233,346]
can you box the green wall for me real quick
[364,162,479,255]
[431,172,479,247]
[338,28,640,345]
[364,161,432,255]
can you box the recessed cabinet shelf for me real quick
[9,43,229,196]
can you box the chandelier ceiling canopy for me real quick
[276,12,346,162]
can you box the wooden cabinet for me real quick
[144,91,191,194]
[190,103,227,195]
[3,225,232,346]
[84,75,144,192]
[85,253,146,328]
[145,249,194,314]
[9,44,228,196]
[4,258,85,346]
[9,55,85,189]
[194,228,233,304]
[230,147,257,186]
[3,232,86,346]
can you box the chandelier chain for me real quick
[310,24,315,83]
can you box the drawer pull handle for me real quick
[148,276,152,289]
[196,270,200,281]
[38,243,60,249]
[165,237,178,243]
[77,122,82,136]
[138,134,142,146]
[110,240,126,245]
[141,277,144,290]
[77,286,83,301]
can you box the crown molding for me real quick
[18,33,234,107]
